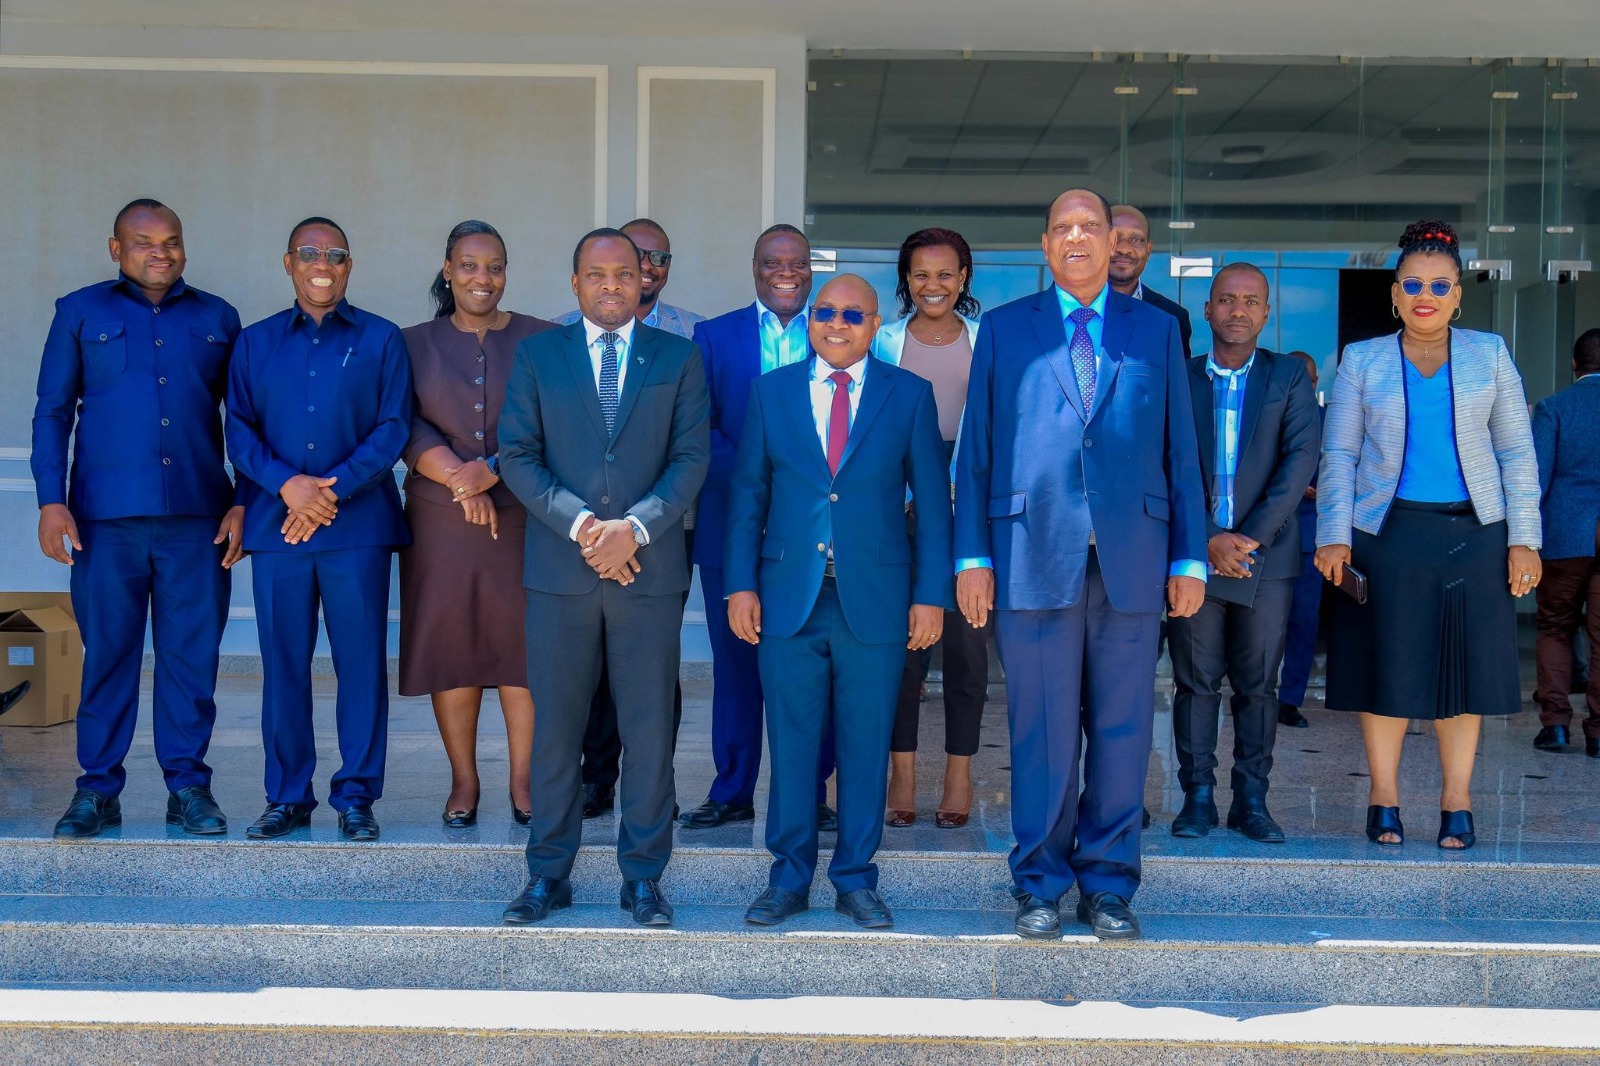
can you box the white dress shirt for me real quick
[809,353,868,456]
[569,315,648,544]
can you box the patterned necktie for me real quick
[1067,306,1098,415]
[599,331,620,435]
[826,370,852,475]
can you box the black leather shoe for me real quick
[503,875,572,925]
[246,802,313,839]
[1013,892,1061,939]
[1142,806,1152,829]
[1534,725,1571,751]
[745,886,809,926]
[511,791,531,827]
[1588,737,1600,758]
[835,888,893,929]
[0,680,30,717]
[338,805,380,841]
[166,786,227,835]
[53,789,121,839]
[1227,796,1285,843]
[442,807,478,829]
[581,783,614,819]
[1279,702,1310,728]
[817,804,839,833]
[678,799,756,829]
[621,879,674,927]
[1076,891,1141,940]
[1170,785,1218,839]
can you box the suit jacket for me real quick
[692,303,765,569]
[872,314,981,366]
[725,357,954,644]
[1142,286,1193,359]
[554,302,705,341]
[1186,349,1321,581]
[1318,328,1540,550]
[954,287,1207,614]
[1532,375,1600,560]
[498,321,709,597]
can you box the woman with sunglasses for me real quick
[399,220,554,828]
[873,227,988,829]
[1315,219,1541,850]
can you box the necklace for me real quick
[452,309,508,337]
[1406,332,1444,360]
[915,316,954,345]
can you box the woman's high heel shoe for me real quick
[885,809,916,827]
[935,809,969,828]
[511,792,532,827]
[442,806,478,829]
[1365,805,1403,846]
[1438,810,1476,850]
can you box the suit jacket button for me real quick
[162,457,171,466]
[817,542,826,552]
[601,495,610,504]
[1084,437,1094,447]
[606,453,615,462]
[829,493,839,502]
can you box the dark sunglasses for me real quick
[811,306,869,326]
[639,250,673,268]
[294,246,351,266]
[1400,277,1454,298]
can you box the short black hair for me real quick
[754,223,808,257]
[620,218,669,240]
[288,216,348,254]
[1210,262,1271,298]
[1575,328,1600,376]
[572,227,639,274]
[1045,187,1115,229]
[113,198,169,236]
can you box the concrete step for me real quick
[2,988,1597,1063]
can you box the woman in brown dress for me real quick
[400,220,554,827]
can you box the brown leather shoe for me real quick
[885,809,916,827]
[935,809,969,828]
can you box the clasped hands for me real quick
[728,590,942,649]
[444,460,499,539]
[579,514,642,586]
[279,474,338,546]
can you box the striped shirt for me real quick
[1205,351,1256,529]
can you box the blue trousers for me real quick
[758,579,901,896]
[995,551,1159,902]
[69,515,229,797]
[701,565,833,807]
[1278,550,1323,708]
[251,547,391,812]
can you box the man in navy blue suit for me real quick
[954,188,1207,941]
[727,274,952,929]
[681,224,836,832]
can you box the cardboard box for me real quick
[0,593,81,728]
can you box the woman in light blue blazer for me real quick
[1315,220,1542,851]
[874,228,986,829]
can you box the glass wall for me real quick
[806,53,1600,402]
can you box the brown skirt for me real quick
[398,493,528,696]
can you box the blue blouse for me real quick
[1396,353,1470,503]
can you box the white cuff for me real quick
[569,509,594,542]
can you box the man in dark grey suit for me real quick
[1110,204,1193,358]
[1168,264,1320,843]
[499,228,709,927]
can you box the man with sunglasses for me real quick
[225,216,412,842]
[726,274,951,928]
[33,198,242,839]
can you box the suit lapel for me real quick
[1030,291,1086,423]
[1237,349,1270,457]
[1188,357,1215,484]
[563,326,609,442]
[740,305,764,381]
[610,325,652,440]
[836,360,895,474]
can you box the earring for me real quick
[1391,305,1399,319]
[1452,306,1462,321]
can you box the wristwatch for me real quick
[627,515,649,546]
[483,454,500,476]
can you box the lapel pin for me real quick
[636,356,645,365]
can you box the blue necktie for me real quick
[599,332,620,435]
[1067,306,1097,415]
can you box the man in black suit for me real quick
[1168,264,1320,842]
[1110,205,1193,358]
[499,228,710,928]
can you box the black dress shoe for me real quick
[835,888,893,929]
[678,799,756,829]
[442,807,478,829]
[166,786,227,835]
[1279,702,1310,728]
[503,875,572,925]
[1170,785,1218,839]
[1588,737,1600,759]
[1227,796,1285,843]
[1534,725,1571,751]
[745,886,809,926]
[53,788,121,839]
[0,680,30,717]
[817,804,839,833]
[621,879,674,927]
[1076,891,1141,940]
[581,783,614,819]
[1013,892,1061,939]
[511,791,531,827]
[338,805,380,841]
[1142,806,1152,829]
[246,802,314,840]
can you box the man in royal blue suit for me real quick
[681,224,836,831]
[726,274,952,929]
[954,188,1207,941]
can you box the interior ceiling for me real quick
[4,0,1600,59]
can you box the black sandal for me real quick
[1365,805,1404,846]
[1438,810,1476,850]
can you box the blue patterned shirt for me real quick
[1204,350,1257,530]
[757,300,811,375]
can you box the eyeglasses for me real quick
[811,307,869,326]
[638,250,673,268]
[1400,277,1454,298]
[293,246,351,266]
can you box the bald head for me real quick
[816,273,879,313]
[810,272,882,369]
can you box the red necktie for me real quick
[826,370,852,475]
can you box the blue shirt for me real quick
[758,300,811,375]
[1397,358,1471,503]
[1204,351,1257,529]
[225,300,413,552]
[31,274,241,521]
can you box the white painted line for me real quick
[0,990,1594,1049]
[1317,939,1600,953]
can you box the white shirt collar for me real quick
[813,353,869,385]
[581,316,637,348]
[1132,280,1146,301]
